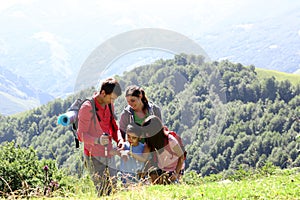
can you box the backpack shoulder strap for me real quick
[108,103,117,133]
[89,98,97,125]
[166,131,187,160]
[164,132,174,156]
[108,103,114,118]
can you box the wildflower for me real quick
[43,165,49,171]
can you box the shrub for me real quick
[0,141,70,198]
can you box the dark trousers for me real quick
[84,155,117,196]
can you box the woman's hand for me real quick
[169,171,179,182]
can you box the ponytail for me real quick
[140,89,150,112]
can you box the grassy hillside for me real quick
[27,167,300,199]
[109,171,300,200]
[255,67,300,86]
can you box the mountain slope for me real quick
[255,68,300,86]
[0,66,53,115]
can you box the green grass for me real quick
[255,67,300,86]
[6,167,300,199]
[27,168,299,200]
[105,173,300,200]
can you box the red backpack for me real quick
[164,129,187,160]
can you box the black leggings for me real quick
[149,168,184,177]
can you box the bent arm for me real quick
[129,144,150,163]
[172,144,185,174]
[110,117,124,144]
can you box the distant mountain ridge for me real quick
[0,65,53,115]
[199,7,300,74]
[0,2,299,115]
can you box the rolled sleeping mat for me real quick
[57,111,78,126]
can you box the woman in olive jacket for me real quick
[118,85,162,142]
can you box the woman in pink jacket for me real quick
[137,115,185,184]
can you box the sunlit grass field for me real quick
[255,68,300,86]
[104,175,300,200]
[27,167,300,200]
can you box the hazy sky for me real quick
[1,0,298,39]
[0,0,299,98]
[0,0,299,78]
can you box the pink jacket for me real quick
[77,95,118,157]
[156,134,184,171]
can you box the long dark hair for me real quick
[145,129,167,154]
[142,115,167,154]
[125,85,150,113]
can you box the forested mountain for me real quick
[0,54,299,176]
